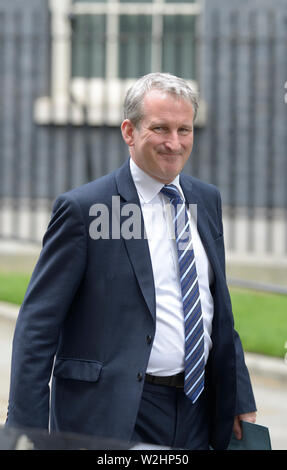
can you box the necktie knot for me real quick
[160,184,183,205]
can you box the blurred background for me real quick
[0,0,286,449]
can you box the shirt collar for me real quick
[130,158,184,203]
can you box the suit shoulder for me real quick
[182,173,221,198]
[193,175,219,194]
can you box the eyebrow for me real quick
[149,121,193,129]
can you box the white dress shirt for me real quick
[130,158,214,376]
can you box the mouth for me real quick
[158,152,182,158]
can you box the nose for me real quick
[164,131,182,153]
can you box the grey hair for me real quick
[123,72,199,127]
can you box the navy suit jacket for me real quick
[6,159,256,449]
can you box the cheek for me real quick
[187,136,194,149]
[144,139,164,157]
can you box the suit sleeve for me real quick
[6,194,87,430]
[216,191,257,415]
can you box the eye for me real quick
[178,127,192,136]
[153,126,166,134]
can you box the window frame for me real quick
[34,0,207,126]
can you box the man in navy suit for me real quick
[6,73,256,449]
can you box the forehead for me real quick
[141,89,194,123]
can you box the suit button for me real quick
[146,335,152,345]
[137,372,143,382]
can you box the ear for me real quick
[121,119,136,147]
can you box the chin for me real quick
[159,166,181,182]
[156,172,178,184]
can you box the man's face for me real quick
[121,90,195,184]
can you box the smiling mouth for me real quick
[158,152,182,158]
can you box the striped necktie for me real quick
[161,184,205,403]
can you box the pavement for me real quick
[0,301,287,450]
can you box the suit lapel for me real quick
[115,160,156,322]
[115,161,222,322]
